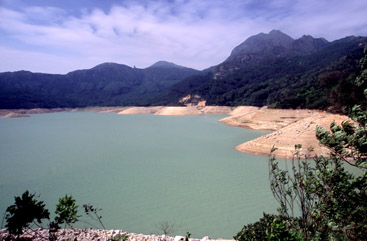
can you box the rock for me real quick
[175,235,185,241]
[0,229,235,241]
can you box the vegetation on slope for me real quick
[0,62,199,109]
[1,32,366,111]
[162,36,367,112]
[2,191,127,240]
[235,45,367,240]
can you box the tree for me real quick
[55,195,79,228]
[235,45,367,240]
[4,191,81,240]
[156,221,177,236]
[5,190,50,238]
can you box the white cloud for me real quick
[0,0,366,73]
[0,46,88,74]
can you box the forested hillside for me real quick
[160,32,367,111]
[0,62,199,108]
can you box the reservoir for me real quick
[0,112,276,238]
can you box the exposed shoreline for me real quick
[0,106,350,239]
[0,106,349,159]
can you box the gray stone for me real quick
[174,236,185,241]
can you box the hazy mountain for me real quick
[148,61,187,68]
[0,62,199,108]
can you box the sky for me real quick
[0,0,366,74]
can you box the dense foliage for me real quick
[5,191,50,237]
[234,213,302,241]
[3,191,123,240]
[4,191,81,240]
[235,45,367,240]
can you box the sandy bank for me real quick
[233,111,350,159]
[0,107,128,117]
[220,107,319,131]
[80,106,128,113]
[117,106,233,115]
[228,106,260,116]
[2,112,30,118]
[118,106,164,114]
[154,106,203,116]
[0,106,233,118]
[153,106,234,115]
[200,106,232,115]
[0,108,67,116]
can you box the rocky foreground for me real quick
[0,229,233,241]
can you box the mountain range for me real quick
[1,30,366,110]
[0,61,199,108]
[161,30,367,110]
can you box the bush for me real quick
[234,213,302,241]
[5,190,50,237]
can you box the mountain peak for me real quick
[227,30,330,61]
[214,30,331,80]
[300,34,313,40]
[269,29,289,37]
[92,62,131,69]
[149,61,182,68]
[229,30,294,57]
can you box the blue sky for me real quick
[0,0,366,73]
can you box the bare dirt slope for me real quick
[154,106,203,115]
[118,106,163,114]
[200,106,233,115]
[220,107,319,130]
[231,110,350,159]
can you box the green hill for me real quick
[159,32,367,111]
[0,62,199,108]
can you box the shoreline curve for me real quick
[0,106,349,158]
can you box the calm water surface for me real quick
[0,112,276,238]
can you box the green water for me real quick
[0,112,276,238]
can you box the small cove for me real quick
[0,112,276,238]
